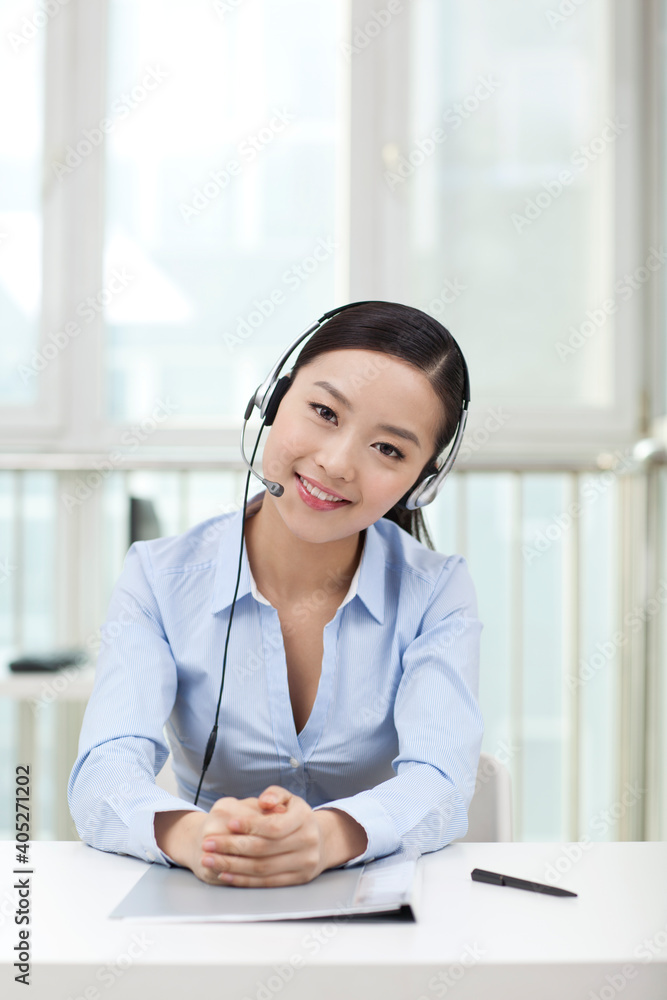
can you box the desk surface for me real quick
[0,653,95,700]
[1,840,666,999]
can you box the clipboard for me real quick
[110,854,422,922]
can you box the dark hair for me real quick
[287,301,466,549]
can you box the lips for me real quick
[294,473,352,509]
[295,473,349,502]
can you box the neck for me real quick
[243,491,364,607]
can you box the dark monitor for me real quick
[129,497,162,547]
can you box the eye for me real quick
[309,402,337,423]
[307,402,406,461]
[376,442,405,460]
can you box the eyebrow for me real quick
[312,380,422,448]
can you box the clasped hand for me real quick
[193,786,328,888]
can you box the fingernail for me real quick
[228,819,241,832]
[262,796,276,806]
[203,839,216,850]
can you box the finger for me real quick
[257,801,287,814]
[223,796,305,842]
[205,849,316,882]
[201,825,306,861]
[201,845,293,874]
[202,794,307,855]
[210,795,246,815]
[257,786,292,812]
[219,870,312,887]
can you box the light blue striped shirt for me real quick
[68,490,484,870]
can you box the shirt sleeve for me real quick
[67,542,206,867]
[313,554,484,867]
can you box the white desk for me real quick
[1,841,665,999]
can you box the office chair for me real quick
[155,754,179,796]
[453,751,514,843]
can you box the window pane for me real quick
[0,2,44,406]
[662,0,667,415]
[104,0,344,423]
[406,0,614,408]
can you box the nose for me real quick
[313,431,357,485]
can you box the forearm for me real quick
[314,807,368,869]
[68,739,208,865]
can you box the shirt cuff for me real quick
[313,794,401,868]
[129,799,207,867]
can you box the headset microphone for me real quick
[192,301,470,805]
[239,381,291,497]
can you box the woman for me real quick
[68,300,484,888]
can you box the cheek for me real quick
[262,414,311,479]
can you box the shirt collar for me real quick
[248,546,363,611]
[210,494,385,624]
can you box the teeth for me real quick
[298,475,344,502]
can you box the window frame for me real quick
[0,0,654,470]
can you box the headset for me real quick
[193,300,470,805]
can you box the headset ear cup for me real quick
[396,459,439,510]
[396,479,426,510]
[262,374,292,426]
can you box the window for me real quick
[0,1,44,409]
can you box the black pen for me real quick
[471,868,577,897]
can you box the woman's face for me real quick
[260,348,445,543]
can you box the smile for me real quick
[294,473,351,508]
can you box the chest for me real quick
[275,603,340,735]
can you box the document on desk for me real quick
[110,854,422,922]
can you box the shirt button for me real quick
[289,757,299,768]
[146,851,155,862]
